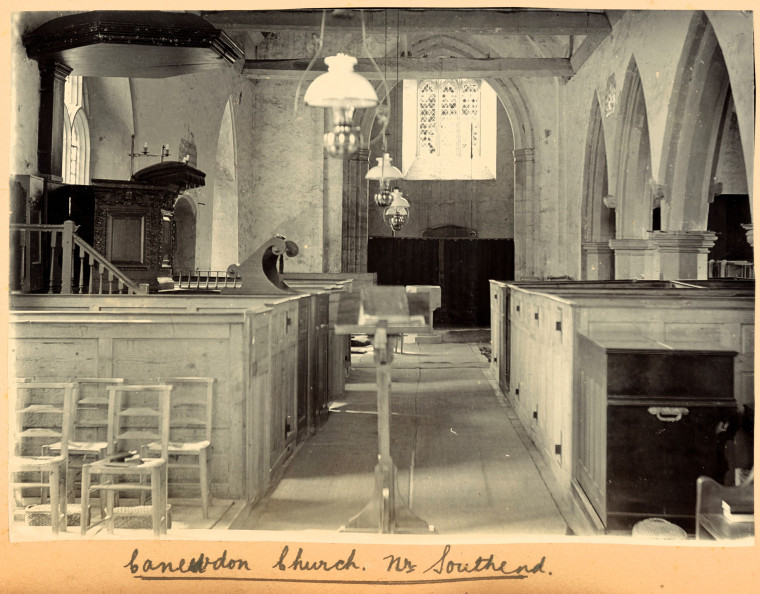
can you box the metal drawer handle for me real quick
[647,406,689,423]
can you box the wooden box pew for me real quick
[489,281,509,393]
[283,275,368,408]
[283,272,376,292]
[492,281,754,524]
[281,281,338,438]
[9,293,307,507]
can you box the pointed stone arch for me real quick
[659,12,734,232]
[581,92,614,279]
[174,195,197,273]
[210,98,239,270]
[394,33,539,278]
[609,56,655,279]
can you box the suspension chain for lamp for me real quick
[293,10,326,117]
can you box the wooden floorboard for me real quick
[239,340,568,535]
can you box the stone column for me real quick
[37,61,72,180]
[513,148,537,280]
[648,230,718,280]
[609,238,656,280]
[582,241,615,280]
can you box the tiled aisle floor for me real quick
[240,339,569,535]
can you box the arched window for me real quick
[403,78,496,180]
[62,75,90,184]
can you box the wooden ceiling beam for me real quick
[204,9,611,36]
[243,57,574,79]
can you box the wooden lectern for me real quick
[334,287,434,534]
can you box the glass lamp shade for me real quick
[304,54,379,109]
[373,184,393,207]
[365,153,404,181]
[383,188,411,231]
[388,212,408,232]
[324,125,362,158]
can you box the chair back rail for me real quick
[106,384,173,461]
[159,377,215,442]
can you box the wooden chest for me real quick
[575,335,737,532]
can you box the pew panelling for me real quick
[9,293,309,503]
[495,282,754,521]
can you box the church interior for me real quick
[6,8,755,541]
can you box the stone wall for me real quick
[86,78,133,182]
[10,13,47,178]
[247,79,326,272]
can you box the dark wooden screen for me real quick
[368,237,514,326]
[707,195,753,261]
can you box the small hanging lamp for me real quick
[367,153,404,207]
[304,53,379,109]
[366,152,403,181]
[384,187,411,233]
[304,54,378,158]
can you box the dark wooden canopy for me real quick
[131,161,206,192]
[22,11,243,78]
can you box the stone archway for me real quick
[647,12,743,279]
[174,195,197,273]
[353,33,539,279]
[581,93,615,279]
[609,56,656,279]
[659,12,733,232]
[211,98,239,270]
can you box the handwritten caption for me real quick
[125,545,548,583]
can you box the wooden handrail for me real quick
[10,223,68,231]
[10,220,147,295]
[72,233,146,294]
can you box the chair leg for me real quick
[106,486,115,534]
[199,449,209,519]
[9,472,21,524]
[40,446,50,503]
[80,465,90,536]
[162,464,169,534]
[49,465,60,535]
[151,467,162,537]
[58,462,68,532]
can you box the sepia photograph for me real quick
[2,1,757,591]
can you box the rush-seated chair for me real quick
[43,377,125,502]
[10,381,75,534]
[141,377,215,518]
[80,384,172,537]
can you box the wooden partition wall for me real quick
[370,237,513,326]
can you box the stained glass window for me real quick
[460,79,480,158]
[403,78,495,180]
[418,81,437,155]
[415,79,482,159]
